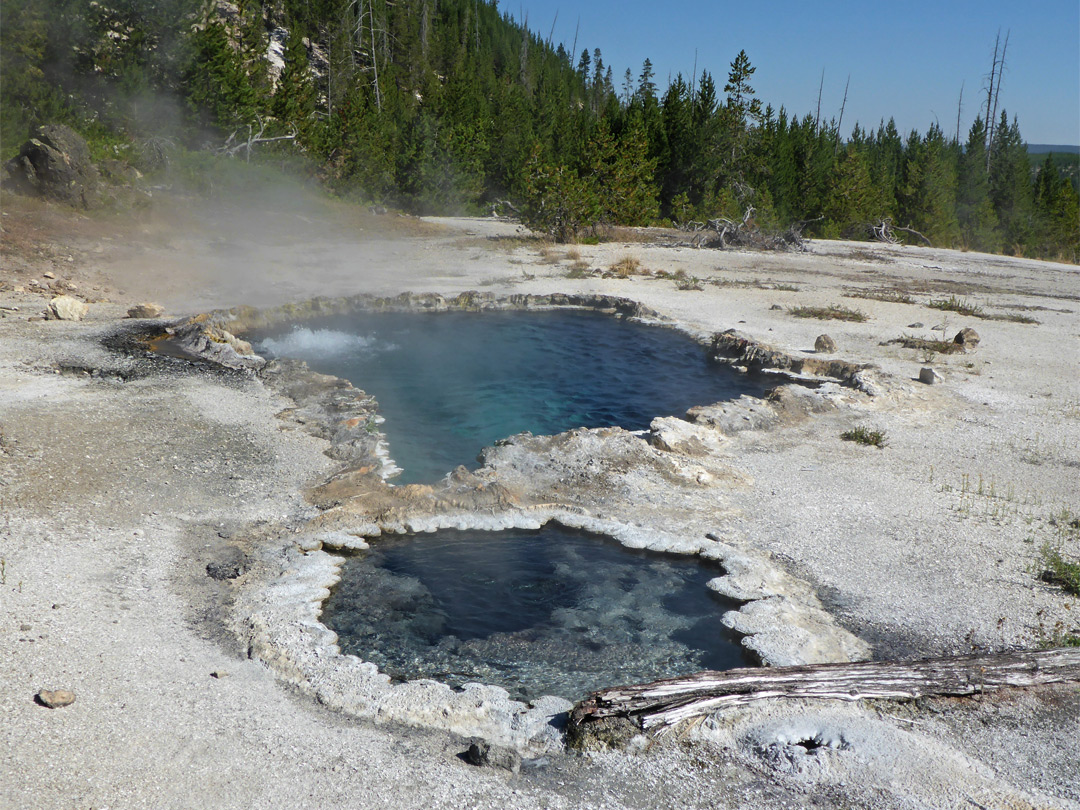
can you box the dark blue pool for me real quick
[320,525,747,701]
[259,308,772,483]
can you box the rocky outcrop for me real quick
[3,125,102,208]
[47,295,88,321]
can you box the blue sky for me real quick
[510,0,1080,145]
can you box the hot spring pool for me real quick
[320,525,747,701]
[259,309,773,483]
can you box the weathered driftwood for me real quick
[570,648,1080,734]
[678,207,810,252]
[870,216,932,246]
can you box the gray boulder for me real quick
[814,334,837,353]
[953,327,980,350]
[3,125,102,208]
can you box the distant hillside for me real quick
[1028,144,1080,155]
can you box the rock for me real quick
[127,303,165,319]
[464,738,522,773]
[649,416,726,456]
[954,327,980,350]
[919,367,944,385]
[3,124,102,208]
[47,295,88,321]
[36,689,76,708]
[908,322,924,329]
[814,334,837,353]
[42,271,56,279]
[770,304,783,310]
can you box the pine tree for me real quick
[898,124,959,245]
[823,148,884,235]
[956,117,1002,252]
[988,111,1035,253]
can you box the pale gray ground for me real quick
[2,202,1078,809]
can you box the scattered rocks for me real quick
[919,367,944,385]
[464,738,522,773]
[47,295,88,321]
[954,327,980,350]
[814,334,837,353]
[36,689,76,708]
[2,124,102,208]
[127,303,165,319]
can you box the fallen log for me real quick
[570,647,1080,735]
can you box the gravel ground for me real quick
[1,195,1078,809]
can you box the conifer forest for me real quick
[2,0,1077,261]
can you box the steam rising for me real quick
[260,327,392,360]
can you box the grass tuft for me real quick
[927,296,984,317]
[609,256,644,277]
[840,426,888,448]
[790,304,868,322]
[846,289,916,305]
[1039,545,1080,597]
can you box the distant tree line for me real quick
[1,0,1076,261]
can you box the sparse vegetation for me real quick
[846,289,916,304]
[841,426,888,448]
[928,296,984,317]
[790,304,868,322]
[609,256,644,277]
[989,312,1040,324]
[1040,545,1080,596]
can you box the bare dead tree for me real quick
[679,207,810,252]
[546,9,557,48]
[955,81,964,144]
[834,74,850,154]
[218,117,297,162]
[420,0,430,61]
[570,17,579,69]
[814,68,825,133]
[984,29,1010,172]
[869,217,932,246]
[519,12,530,90]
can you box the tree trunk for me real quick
[570,648,1080,735]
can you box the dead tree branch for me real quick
[570,647,1080,736]
[869,217,932,247]
[679,208,809,252]
[218,117,297,162]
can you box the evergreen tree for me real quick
[898,124,959,245]
[989,111,1035,253]
[184,21,259,129]
[823,148,884,235]
[956,117,1002,252]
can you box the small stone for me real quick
[47,295,88,321]
[908,322,924,329]
[919,367,943,385]
[36,689,76,708]
[464,738,522,773]
[770,304,782,310]
[42,271,56,279]
[814,334,837,353]
[127,302,165,319]
[210,670,228,679]
[954,327,980,349]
